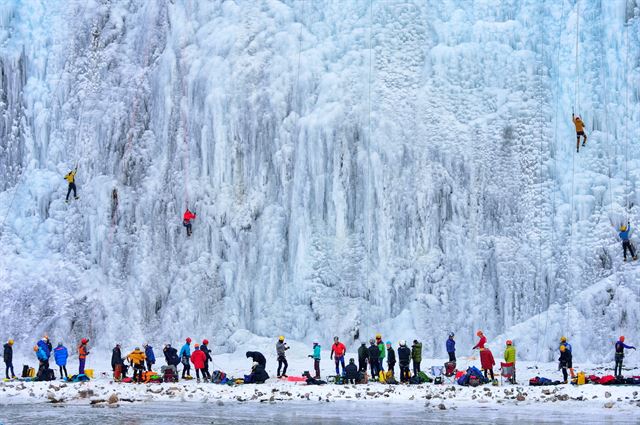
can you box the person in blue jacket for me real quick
[618,222,638,262]
[144,343,156,371]
[446,333,456,362]
[54,342,69,379]
[36,339,50,370]
[179,338,192,378]
[614,336,636,377]
[35,345,49,380]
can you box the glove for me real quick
[308,355,313,358]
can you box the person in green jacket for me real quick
[375,334,386,372]
[504,340,516,384]
[411,340,422,375]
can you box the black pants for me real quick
[183,222,192,236]
[448,352,456,362]
[203,361,211,379]
[623,241,636,259]
[182,362,191,378]
[484,368,494,380]
[370,360,378,378]
[5,362,15,379]
[66,183,77,201]
[314,359,321,378]
[387,362,395,376]
[277,356,288,376]
[358,358,367,372]
[413,360,421,376]
[614,354,624,376]
[561,366,568,382]
[195,368,203,380]
[133,365,144,382]
[146,360,154,371]
[58,365,68,379]
[400,364,410,382]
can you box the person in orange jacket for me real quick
[572,113,587,153]
[78,338,89,375]
[183,209,197,236]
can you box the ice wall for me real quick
[0,0,638,362]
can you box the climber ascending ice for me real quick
[618,222,638,262]
[64,167,79,203]
[572,113,587,153]
[183,209,196,237]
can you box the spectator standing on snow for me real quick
[357,341,369,373]
[614,336,636,377]
[446,333,456,362]
[276,336,290,378]
[54,342,69,379]
[144,343,156,371]
[330,336,346,376]
[308,342,321,379]
[411,339,422,375]
[179,338,192,379]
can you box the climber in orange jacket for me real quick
[572,113,587,153]
[183,209,196,237]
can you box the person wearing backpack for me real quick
[330,336,346,376]
[368,339,379,378]
[308,342,321,379]
[77,338,89,375]
[375,334,385,373]
[179,338,192,379]
[201,339,213,380]
[3,339,16,380]
[559,336,575,379]
[112,343,126,379]
[34,344,49,380]
[127,347,146,383]
[614,336,636,377]
[357,342,369,373]
[144,343,156,372]
[276,336,290,378]
[398,340,411,383]
[190,344,206,382]
[559,345,572,384]
[504,340,516,384]
[411,339,422,375]
[446,333,456,362]
[54,342,69,379]
[386,341,396,376]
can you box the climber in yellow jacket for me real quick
[127,347,146,382]
[572,113,587,153]
[64,167,79,203]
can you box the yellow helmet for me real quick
[620,225,628,232]
[375,333,382,339]
[278,336,284,341]
[560,336,567,342]
[559,345,566,352]
[8,339,13,345]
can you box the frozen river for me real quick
[0,401,635,425]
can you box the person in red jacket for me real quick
[190,344,206,382]
[183,209,197,237]
[473,331,495,381]
[330,336,346,375]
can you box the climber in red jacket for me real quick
[190,344,206,382]
[183,209,196,237]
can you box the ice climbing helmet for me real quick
[560,336,567,342]
[449,332,455,338]
[8,339,13,345]
[194,343,200,348]
[375,333,382,340]
[619,336,625,342]
[620,225,628,231]
[476,330,483,337]
[399,340,406,346]
[81,338,88,344]
[506,340,512,345]
[202,339,209,345]
[278,336,285,342]
[186,337,192,343]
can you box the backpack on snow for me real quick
[409,375,421,385]
[599,375,616,385]
[22,365,30,378]
[418,371,432,383]
[468,375,481,387]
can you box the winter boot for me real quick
[633,256,638,261]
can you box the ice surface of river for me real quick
[0,401,636,425]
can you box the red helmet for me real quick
[186,337,192,343]
[81,338,88,344]
[506,340,512,345]
[202,339,209,345]
[476,330,483,337]
[620,336,625,342]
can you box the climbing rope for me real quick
[624,21,630,219]
[366,0,374,337]
[574,0,580,112]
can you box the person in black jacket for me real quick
[163,344,180,368]
[367,339,379,378]
[344,358,359,384]
[559,345,572,384]
[246,351,266,368]
[357,342,369,373]
[3,339,15,379]
[248,362,269,383]
[201,339,213,380]
[111,343,126,378]
[386,342,396,376]
[397,340,411,383]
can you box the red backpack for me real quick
[598,375,616,385]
